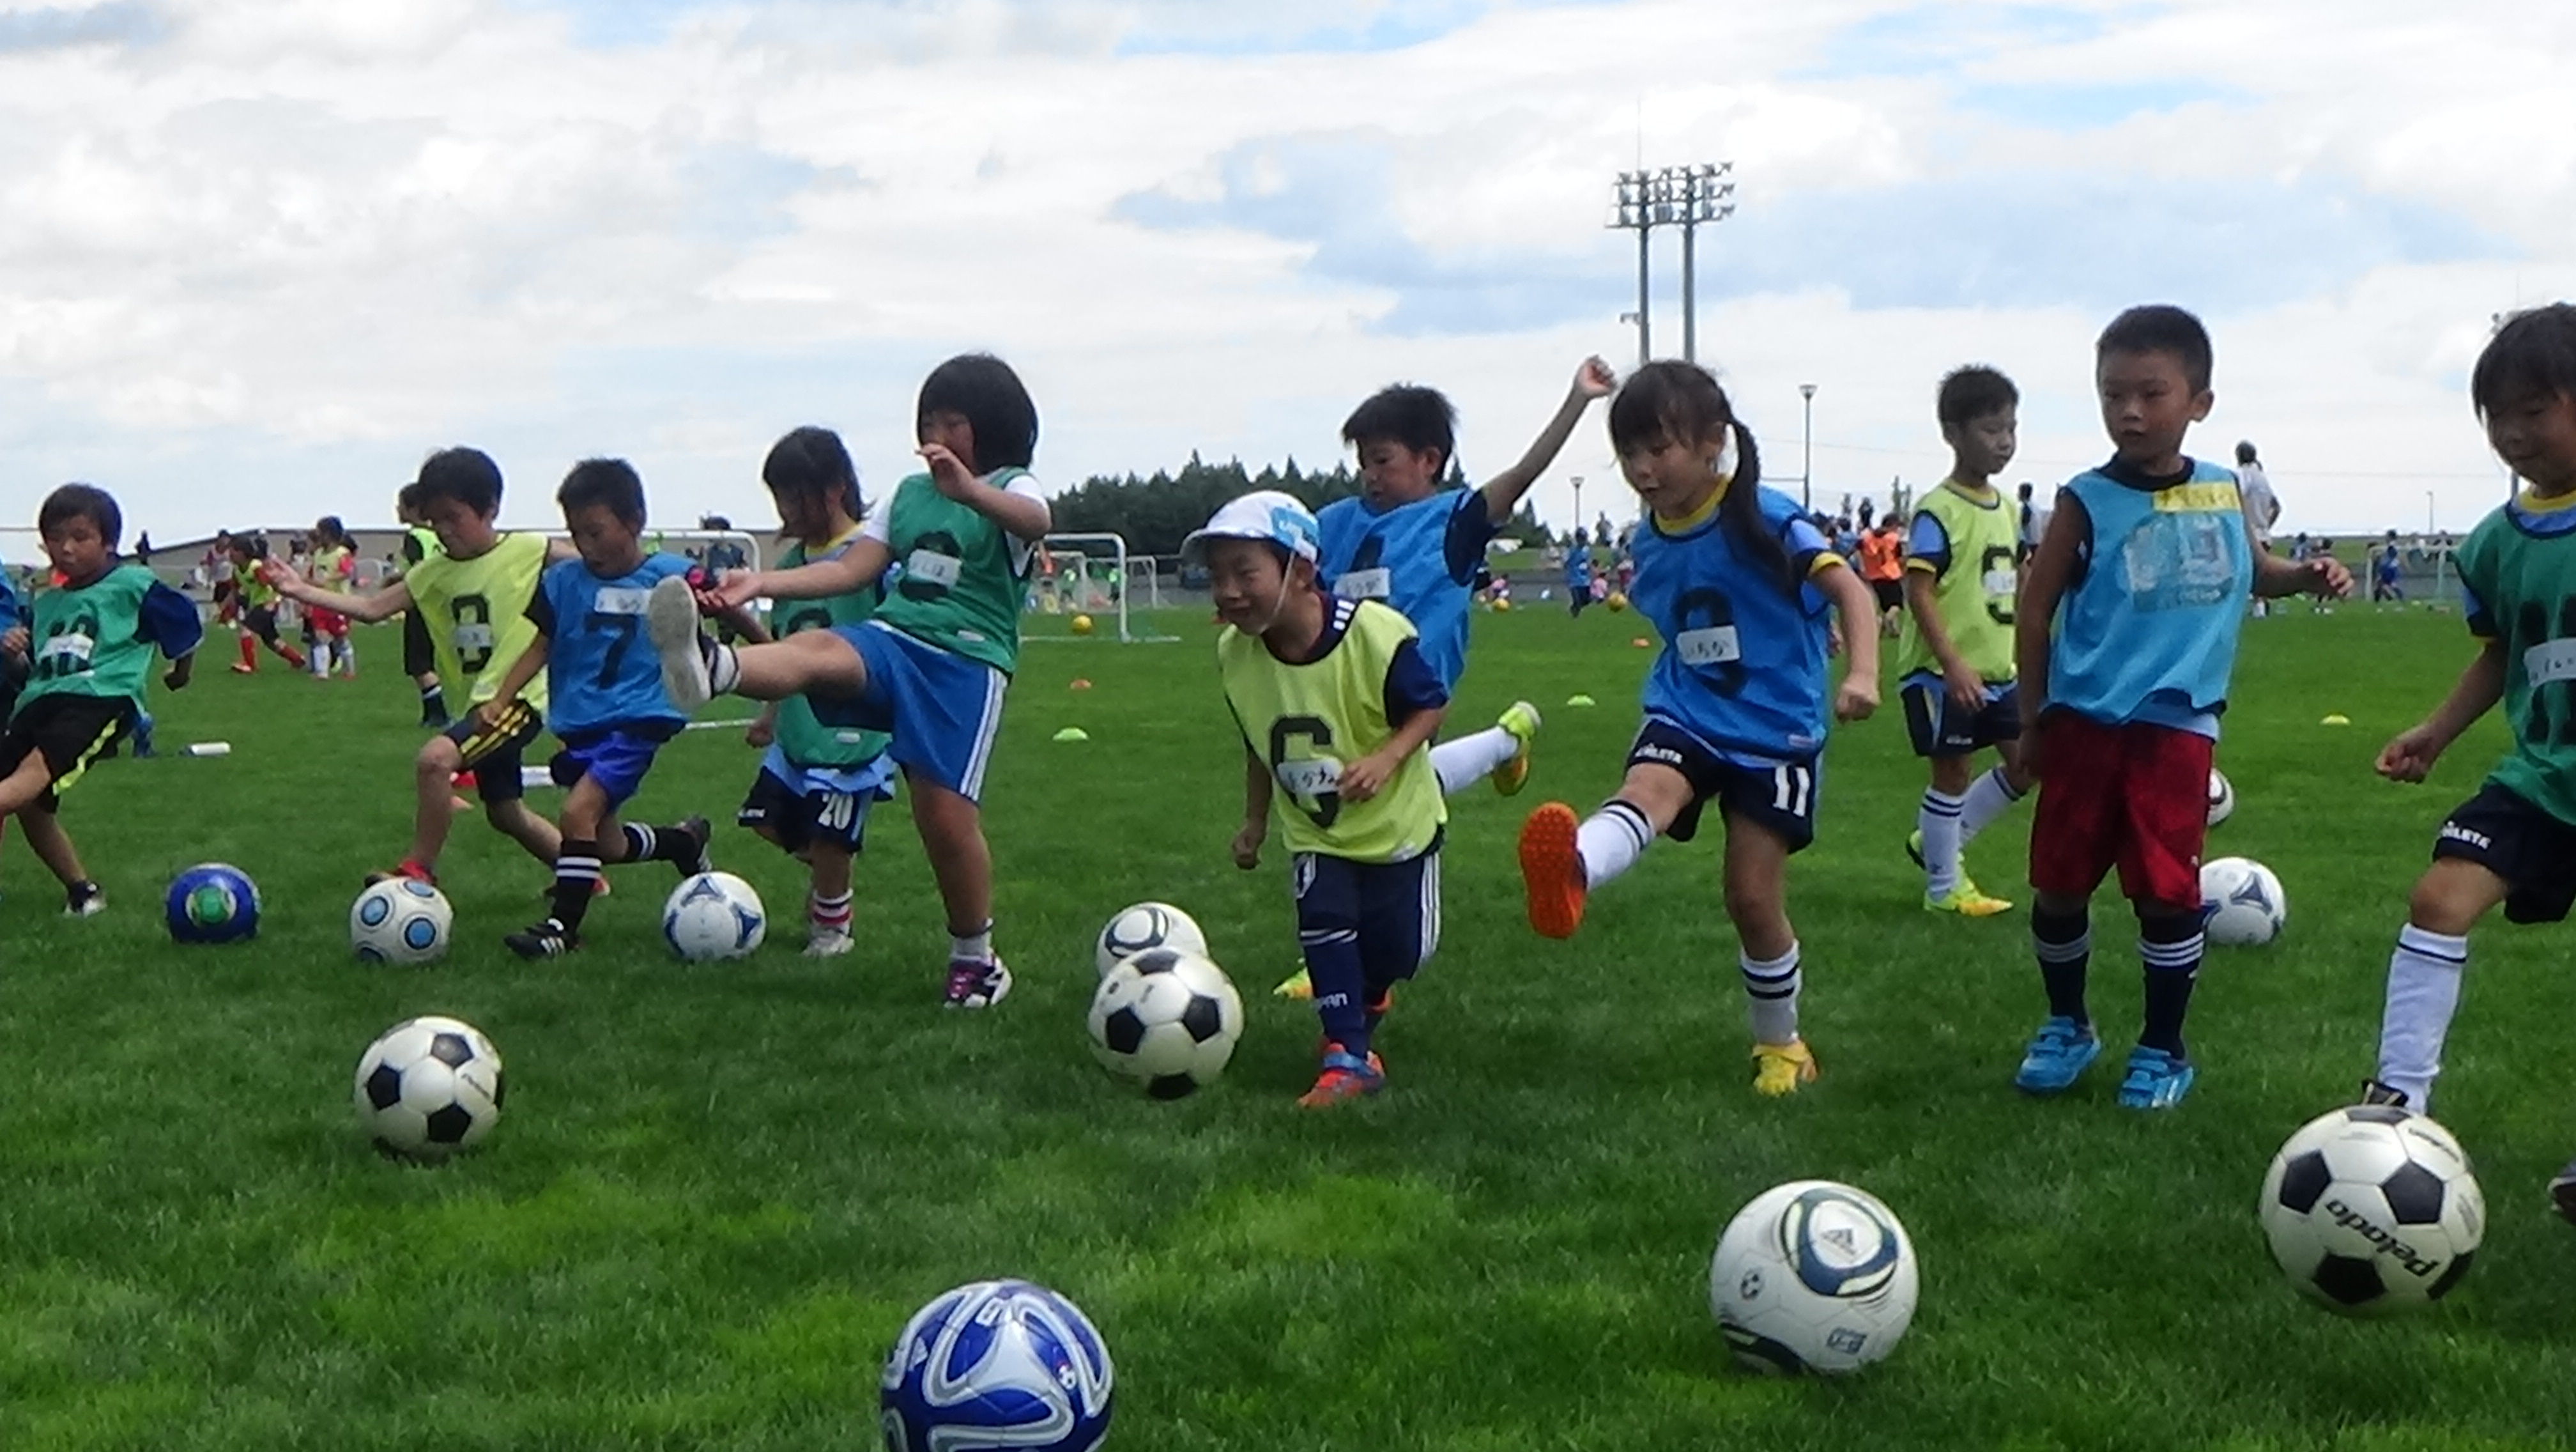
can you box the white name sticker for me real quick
[2527,638,2576,688]
[592,587,649,616]
[1335,568,1392,601]
[1982,568,2018,598]
[39,631,95,665]
[453,623,494,652]
[1276,758,1343,797]
[1676,625,1742,667]
[906,550,962,591]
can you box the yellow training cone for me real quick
[1053,727,1091,743]
[2321,713,2351,726]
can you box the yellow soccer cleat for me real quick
[1272,966,1314,1000]
[1751,1040,1819,1097]
[1492,700,1543,796]
[1924,882,2014,917]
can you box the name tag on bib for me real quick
[454,624,494,651]
[906,550,962,591]
[592,587,648,615]
[1982,568,2018,598]
[1276,759,1343,797]
[1676,626,1741,667]
[1335,568,1391,601]
[39,632,95,667]
[2527,639,2576,688]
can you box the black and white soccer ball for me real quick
[2207,766,2235,826]
[1710,1179,1919,1375]
[1094,900,1208,978]
[2200,855,2287,946]
[2259,1104,2483,1315]
[353,1015,504,1162]
[1085,948,1243,1097]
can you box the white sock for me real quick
[1431,727,1517,796]
[1743,941,1802,1046]
[950,920,994,965]
[1919,789,1964,895]
[1575,800,1653,890]
[709,642,742,695]
[2377,923,2468,1108]
[1958,765,2025,845]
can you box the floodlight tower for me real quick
[1609,163,1735,365]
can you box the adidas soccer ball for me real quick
[1087,948,1243,1097]
[2259,1104,2483,1315]
[663,871,767,960]
[1094,900,1209,977]
[349,878,453,964]
[165,862,260,944]
[2207,767,2235,826]
[1710,1179,1919,1375]
[353,1015,504,1162]
[881,1279,1114,1452]
[2201,856,2287,945]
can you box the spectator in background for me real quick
[134,532,153,566]
[2236,441,2282,616]
[2016,482,2039,562]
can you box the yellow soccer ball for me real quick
[1606,592,1629,612]
[1071,614,1095,636]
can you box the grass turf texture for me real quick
[6,604,2575,1451]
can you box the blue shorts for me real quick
[737,745,896,856]
[1626,716,1820,853]
[1899,674,2021,757]
[1292,838,1443,989]
[549,721,682,809]
[811,622,1008,803]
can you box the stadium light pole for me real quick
[1571,474,1584,544]
[1610,163,1733,366]
[2426,490,2435,533]
[1618,312,1645,369]
[1799,382,1818,510]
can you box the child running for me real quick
[1193,490,1447,1106]
[227,535,308,675]
[481,459,712,957]
[1517,362,1881,1095]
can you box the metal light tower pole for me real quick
[1571,475,1585,544]
[1610,163,1734,365]
[1799,382,1818,510]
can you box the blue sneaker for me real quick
[2013,1016,2100,1095]
[2115,1046,2196,1110]
[132,713,157,758]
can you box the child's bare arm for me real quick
[268,565,414,623]
[1233,750,1273,869]
[923,444,1052,541]
[1477,357,1618,523]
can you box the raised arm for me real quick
[924,444,1052,541]
[713,536,893,608]
[1478,357,1618,523]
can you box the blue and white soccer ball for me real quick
[2207,766,2235,826]
[1710,1179,1920,1375]
[2201,855,2287,946]
[1094,900,1208,977]
[349,878,454,964]
[881,1279,1114,1452]
[165,862,261,944]
[663,871,767,961]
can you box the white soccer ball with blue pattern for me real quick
[2207,766,2235,826]
[349,877,454,964]
[880,1278,1114,1452]
[1710,1179,1919,1375]
[2201,855,2287,946]
[1093,900,1208,977]
[663,871,767,961]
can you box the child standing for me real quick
[1192,490,1447,1106]
[734,426,898,958]
[2356,304,2576,1215]
[395,486,451,727]
[1516,362,1881,1096]
[1899,366,2035,916]
[305,516,357,679]
[2012,305,2348,1110]
[656,353,1050,1008]
[0,486,201,913]
[482,460,712,957]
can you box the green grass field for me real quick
[7,601,2576,1451]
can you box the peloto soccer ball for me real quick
[353,1015,504,1162]
[663,871,767,960]
[881,1279,1114,1452]
[2200,856,2286,946]
[2259,1104,2483,1315]
[165,862,260,944]
[349,877,454,964]
[1087,948,1243,1097]
[1094,900,1209,977]
[1710,1179,1920,1375]
[2207,766,2235,826]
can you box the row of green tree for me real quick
[1047,454,1555,560]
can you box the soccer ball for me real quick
[1070,612,1095,636]
[165,862,260,944]
[1087,948,1244,1098]
[349,878,454,964]
[663,871,767,960]
[2259,1104,2483,1315]
[2201,856,2287,946]
[353,1015,504,1162]
[1710,1179,1920,1375]
[880,1279,1114,1452]
[2207,767,2235,826]
[1094,900,1209,977]
[1606,591,1629,612]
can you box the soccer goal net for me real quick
[1028,533,1175,642]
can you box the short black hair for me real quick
[558,458,647,527]
[2097,304,2214,393]
[415,446,505,516]
[1341,383,1458,469]
[763,426,867,522]
[2234,440,2258,465]
[918,353,1038,472]
[1937,366,2020,428]
[395,481,426,519]
[38,483,120,546]
[2472,304,2576,416]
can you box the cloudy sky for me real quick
[0,0,2568,550]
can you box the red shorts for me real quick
[309,608,348,637]
[2027,713,2211,915]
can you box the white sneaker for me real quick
[645,575,713,709]
[804,928,855,957]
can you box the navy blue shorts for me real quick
[1292,839,1443,990]
[550,721,682,809]
[1625,716,1819,853]
[809,622,1008,803]
[1899,674,2021,757]
[737,756,890,856]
